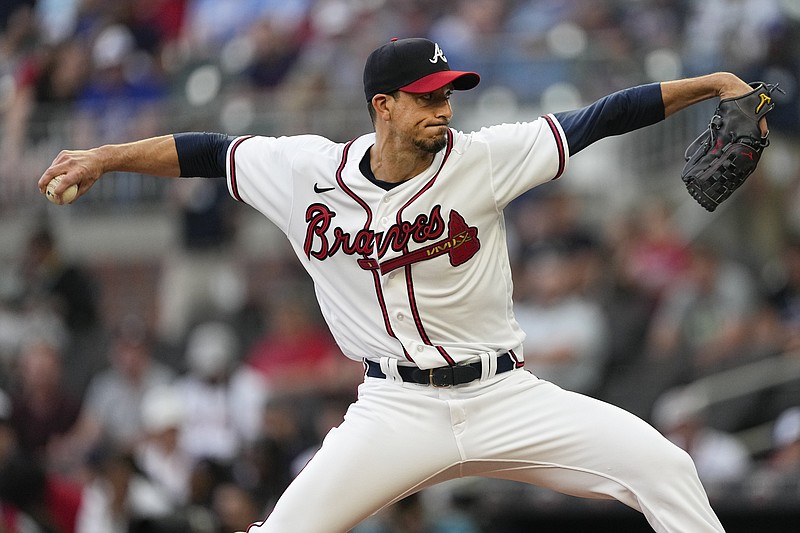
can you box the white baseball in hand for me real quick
[45,175,79,205]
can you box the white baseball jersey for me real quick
[225,116,568,369]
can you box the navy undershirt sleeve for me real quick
[173,132,235,177]
[553,83,665,156]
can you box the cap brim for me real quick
[399,70,480,94]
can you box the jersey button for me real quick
[380,217,389,226]
[416,346,424,352]
[396,313,404,320]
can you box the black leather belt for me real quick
[365,353,517,387]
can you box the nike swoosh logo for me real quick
[314,184,335,193]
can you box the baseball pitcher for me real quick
[40,38,775,533]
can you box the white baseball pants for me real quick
[243,369,725,533]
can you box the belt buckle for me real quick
[429,367,453,388]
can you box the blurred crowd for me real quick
[2,1,800,532]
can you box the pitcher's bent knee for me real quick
[660,441,700,479]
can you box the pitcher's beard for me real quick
[414,132,448,154]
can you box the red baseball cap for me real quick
[363,38,480,101]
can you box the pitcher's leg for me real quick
[462,372,724,533]
[244,381,462,533]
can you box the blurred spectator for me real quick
[596,200,690,403]
[740,12,800,138]
[52,316,174,474]
[134,384,192,507]
[0,452,83,533]
[239,396,310,513]
[645,243,759,379]
[181,0,261,54]
[570,0,644,95]
[501,0,588,100]
[269,3,390,132]
[618,0,685,55]
[72,24,167,148]
[209,482,261,533]
[242,19,303,90]
[514,248,610,395]
[186,458,232,511]
[428,0,509,78]
[1,390,83,533]
[157,179,244,346]
[33,0,82,44]
[8,338,81,458]
[0,1,35,60]
[14,227,100,336]
[596,241,655,386]
[508,189,597,271]
[0,412,47,533]
[244,294,361,395]
[289,393,353,477]
[7,227,104,397]
[745,406,800,503]
[173,321,260,463]
[652,386,753,498]
[683,0,784,76]
[0,396,26,531]
[1,40,90,194]
[75,449,173,533]
[181,0,309,57]
[0,0,33,33]
[120,0,188,54]
[608,199,691,308]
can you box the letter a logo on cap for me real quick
[429,43,447,64]
[363,38,478,101]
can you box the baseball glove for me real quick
[681,82,781,212]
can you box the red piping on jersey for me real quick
[396,129,456,366]
[228,135,255,202]
[336,138,413,362]
[542,115,566,180]
[241,519,265,533]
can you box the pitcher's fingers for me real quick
[38,163,72,193]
